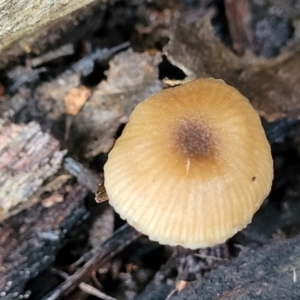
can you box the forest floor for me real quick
[1,1,300,299]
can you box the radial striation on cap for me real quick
[103,78,273,249]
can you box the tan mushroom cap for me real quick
[104,78,273,249]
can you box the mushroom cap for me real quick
[104,78,273,249]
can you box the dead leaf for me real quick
[35,71,80,122]
[34,48,162,158]
[95,183,108,203]
[164,15,300,121]
[75,48,162,157]
[64,85,91,116]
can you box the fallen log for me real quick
[0,0,107,69]
[0,184,89,300]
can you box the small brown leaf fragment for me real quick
[42,193,64,208]
[125,263,138,273]
[95,183,109,203]
[64,85,91,116]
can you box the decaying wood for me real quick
[0,0,98,48]
[0,119,66,219]
[43,224,141,300]
[57,157,128,298]
[0,184,88,300]
[0,0,107,69]
[64,156,108,204]
[63,157,100,193]
[74,48,162,158]
[35,47,162,158]
[7,67,47,93]
[63,157,113,247]
[70,42,130,77]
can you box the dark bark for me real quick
[0,184,88,300]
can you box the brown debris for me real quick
[35,71,81,121]
[224,0,253,55]
[64,85,91,116]
[95,183,109,204]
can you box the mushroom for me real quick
[103,78,273,249]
